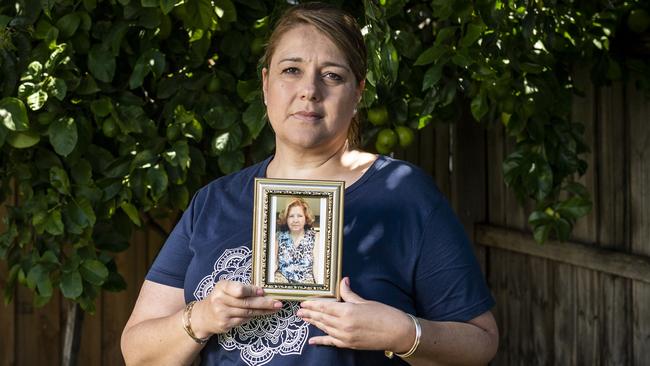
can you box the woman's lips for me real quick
[292,111,323,121]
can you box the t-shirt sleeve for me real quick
[413,199,495,322]
[145,191,200,288]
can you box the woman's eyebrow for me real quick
[277,57,350,71]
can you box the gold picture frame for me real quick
[252,178,344,301]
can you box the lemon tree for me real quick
[0,0,648,318]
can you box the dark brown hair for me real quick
[261,2,367,146]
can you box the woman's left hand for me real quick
[297,277,415,352]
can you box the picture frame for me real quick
[252,178,345,301]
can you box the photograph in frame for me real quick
[252,178,344,301]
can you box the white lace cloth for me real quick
[194,246,310,366]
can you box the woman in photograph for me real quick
[121,2,498,366]
[273,197,322,284]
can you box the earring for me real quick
[353,108,357,115]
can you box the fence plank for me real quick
[485,121,508,366]
[629,82,650,364]
[0,194,16,366]
[452,112,486,271]
[434,123,451,198]
[102,229,147,366]
[418,123,436,178]
[15,289,61,366]
[597,83,631,365]
[476,226,650,283]
[78,297,103,366]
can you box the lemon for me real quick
[377,128,397,149]
[395,126,415,148]
[367,106,389,126]
[102,117,118,138]
[628,9,650,34]
[206,76,221,93]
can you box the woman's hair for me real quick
[260,2,367,147]
[277,197,316,231]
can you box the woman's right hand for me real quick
[192,280,283,337]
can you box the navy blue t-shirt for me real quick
[146,155,494,366]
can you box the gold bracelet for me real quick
[182,300,210,345]
[384,313,422,359]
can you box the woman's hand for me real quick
[297,277,415,352]
[192,280,283,337]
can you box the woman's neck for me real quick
[267,140,376,186]
[290,230,304,244]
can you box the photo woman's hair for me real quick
[277,197,316,231]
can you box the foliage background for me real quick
[1,0,649,310]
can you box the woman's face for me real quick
[287,205,306,233]
[262,24,364,151]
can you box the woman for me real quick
[121,3,499,366]
[273,197,322,284]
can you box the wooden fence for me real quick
[1,72,649,364]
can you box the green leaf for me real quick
[131,149,157,171]
[183,118,203,141]
[26,264,47,290]
[27,90,48,111]
[83,0,96,11]
[27,264,53,299]
[50,166,71,195]
[47,78,68,101]
[129,62,148,89]
[120,202,141,226]
[90,98,113,118]
[0,97,29,131]
[242,100,266,139]
[557,196,592,219]
[212,124,242,155]
[164,140,191,168]
[205,105,238,130]
[105,21,129,56]
[460,22,485,48]
[60,271,83,299]
[215,0,237,22]
[41,0,56,18]
[46,44,70,71]
[55,12,81,39]
[169,184,189,209]
[41,251,60,265]
[0,15,11,28]
[179,0,214,29]
[533,223,551,244]
[218,150,244,174]
[0,126,5,148]
[45,210,65,235]
[160,0,176,14]
[80,259,108,286]
[7,130,40,149]
[70,159,93,184]
[431,0,453,19]
[422,64,443,91]
[146,164,168,201]
[414,45,446,66]
[88,46,116,83]
[237,79,259,101]
[554,218,572,241]
[64,198,96,234]
[470,92,488,121]
[48,117,78,156]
